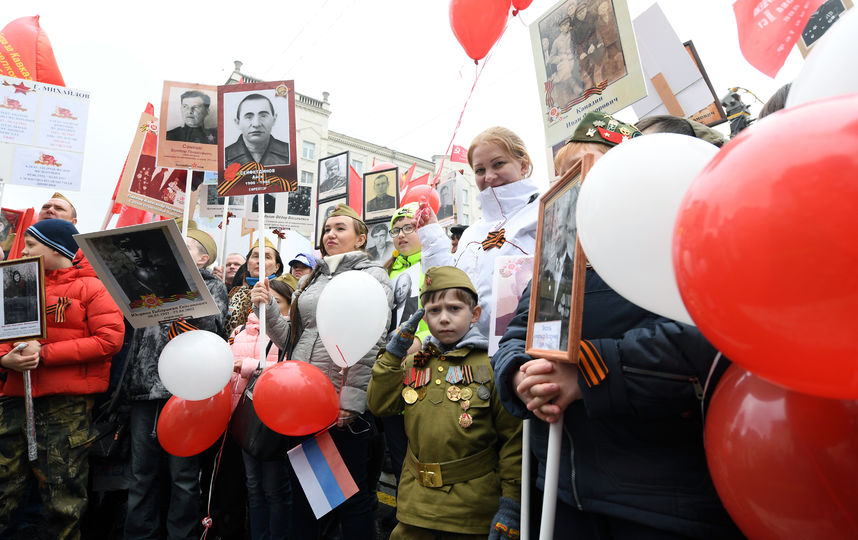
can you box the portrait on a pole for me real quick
[0,257,46,343]
[158,81,219,171]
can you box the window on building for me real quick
[301,171,314,185]
[462,188,468,200]
[302,141,315,160]
[352,160,363,175]
[461,213,469,225]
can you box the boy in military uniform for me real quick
[367,266,522,539]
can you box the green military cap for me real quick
[178,218,218,262]
[421,266,478,300]
[568,111,641,147]
[274,273,299,290]
[328,203,368,235]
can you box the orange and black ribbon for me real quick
[218,162,298,196]
[168,319,199,340]
[271,229,287,239]
[481,229,506,250]
[578,340,608,387]
[46,297,71,323]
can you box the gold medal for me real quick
[460,387,473,401]
[416,387,427,401]
[460,400,470,411]
[458,412,473,428]
[446,385,461,402]
[402,387,418,404]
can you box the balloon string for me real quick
[431,49,493,187]
[199,428,229,539]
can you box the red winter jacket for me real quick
[0,257,125,397]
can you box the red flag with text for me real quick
[0,15,65,85]
[451,144,469,164]
[733,0,825,77]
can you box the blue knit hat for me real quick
[26,219,79,260]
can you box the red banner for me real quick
[734,0,825,77]
[451,144,469,164]
[0,15,65,85]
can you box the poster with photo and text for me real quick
[0,76,90,191]
[158,81,219,171]
[242,186,314,240]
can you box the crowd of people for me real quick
[0,91,797,539]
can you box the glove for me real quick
[489,497,521,539]
[385,309,424,359]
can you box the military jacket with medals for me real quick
[367,327,522,535]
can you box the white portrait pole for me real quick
[181,172,192,236]
[539,416,563,540]
[257,195,267,370]
[219,194,229,284]
[521,418,531,540]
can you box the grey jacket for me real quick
[124,268,228,401]
[259,252,393,414]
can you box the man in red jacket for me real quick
[0,219,125,539]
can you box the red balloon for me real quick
[705,365,858,539]
[512,0,533,12]
[449,0,511,62]
[673,94,858,399]
[157,386,231,457]
[400,184,440,214]
[253,361,339,436]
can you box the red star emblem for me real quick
[13,82,32,94]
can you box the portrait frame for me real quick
[197,184,246,219]
[798,0,853,57]
[218,80,298,198]
[317,151,350,202]
[489,255,535,356]
[315,196,347,248]
[75,220,220,328]
[435,176,457,226]
[526,155,593,363]
[242,186,315,240]
[530,0,646,149]
[158,81,219,171]
[0,256,46,343]
[365,218,395,266]
[683,41,727,128]
[362,167,399,222]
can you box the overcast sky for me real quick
[3,0,803,237]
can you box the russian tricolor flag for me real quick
[288,430,359,518]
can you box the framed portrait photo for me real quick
[218,80,298,197]
[75,220,220,328]
[526,155,593,363]
[316,196,347,248]
[365,218,395,265]
[318,151,349,201]
[362,168,399,222]
[0,256,46,343]
[158,81,219,171]
[435,176,457,225]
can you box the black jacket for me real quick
[492,269,741,539]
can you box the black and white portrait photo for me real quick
[318,151,349,201]
[533,176,580,353]
[158,81,220,171]
[366,220,394,264]
[251,194,277,214]
[363,169,399,221]
[2,264,39,325]
[199,184,245,219]
[218,81,297,198]
[288,186,312,217]
[316,196,347,247]
[389,266,420,335]
[0,257,45,341]
[436,179,456,222]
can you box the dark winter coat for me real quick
[492,269,742,539]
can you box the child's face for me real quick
[470,142,528,191]
[21,234,64,270]
[423,290,481,346]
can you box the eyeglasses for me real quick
[389,224,416,237]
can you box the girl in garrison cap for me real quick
[250,204,393,539]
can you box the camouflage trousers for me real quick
[0,394,94,540]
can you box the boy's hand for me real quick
[386,309,424,359]
[249,278,270,306]
[514,358,581,423]
[415,203,437,228]
[1,341,42,372]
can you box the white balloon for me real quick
[576,133,718,325]
[786,9,858,108]
[158,330,234,400]
[316,270,389,368]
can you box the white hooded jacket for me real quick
[418,177,540,340]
